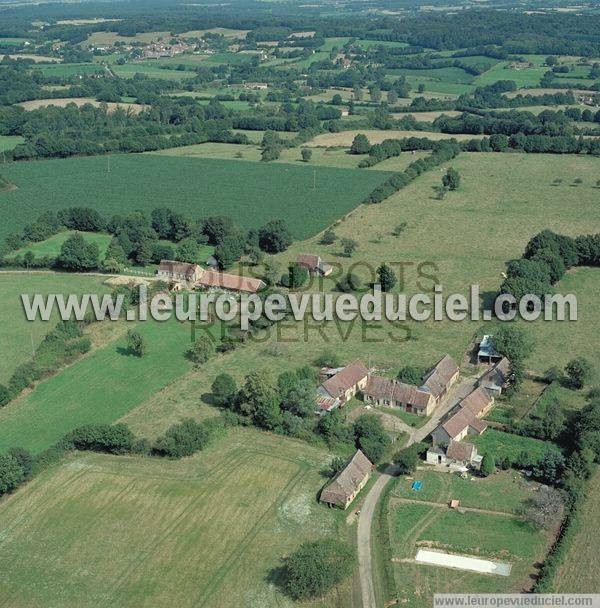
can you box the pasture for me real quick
[0,318,197,453]
[111,63,196,80]
[386,471,552,607]
[0,427,350,608]
[251,152,600,378]
[151,141,429,170]
[33,63,105,77]
[7,231,113,259]
[306,130,483,147]
[0,135,23,152]
[470,429,561,463]
[551,469,600,592]
[0,154,391,241]
[0,273,110,384]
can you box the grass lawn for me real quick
[0,154,390,241]
[0,273,111,385]
[0,318,201,453]
[375,406,429,428]
[0,135,24,152]
[551,468,600,592]
[470,429,561,463]
[391,469,539,514]
[7,231,113,260]
[0,427,350,608]
[388,496,552,607]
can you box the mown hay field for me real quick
[0,154,391,241]
[0,428,350,608]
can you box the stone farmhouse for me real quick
[316,354,459,417]
[426,439,482,469]
[319,450,373,509]
[315,360,369,413]
[431,386,493,447]
[363,355,459,417]
[157,260,265,293]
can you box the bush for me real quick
[0,384,11,406]
[62,423,135,455]
[0,453,25,495]
[187,334,216,364]
[283,539,355,599]
[152,418,224,458]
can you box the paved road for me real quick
[356,378,476,608]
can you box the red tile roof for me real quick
[321,360,369,399]
[157,260,200,279]
[364,376,432,409]
[459,386,493,417]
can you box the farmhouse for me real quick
[157,260,203,283]
[297,253,333,276]
[363,376,436,416]
[319,450,373,509]
[426,440,482,469]
[421,354,460,401]
[431,386,493,447]
[157,260,265,293]
[316,360,369,412]
[478,357,510,396]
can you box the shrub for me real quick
[152,418,221,458]
[0,453,25,495]
[283,539,355,599]
[62,423,135,455]
[187,334,216,364]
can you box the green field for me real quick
[0,154,391,241]
[0,135,24,152]
[112,63,197,80]
[0,318,198,453]
[7,231,112,260]
[34,63,105,77]
[0,273,110,384]
[387,478,551,607]
[551,469,600,592]
[0,429,349,607]
[471,429,561,463]
[473,62,548,88]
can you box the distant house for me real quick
[478,357,510,396]
[297,253,333,277]
[426,440,481,469]
[319,450,373,509]
[363,376,436,416]
[157,260,203,283]
[244,82,268,90]
[477,335,503,364]
[421,354,460,401]
[316,360,369,412]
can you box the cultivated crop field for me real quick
[0,154,391,241]
[0,428,349,608]
[386,471,553,607]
